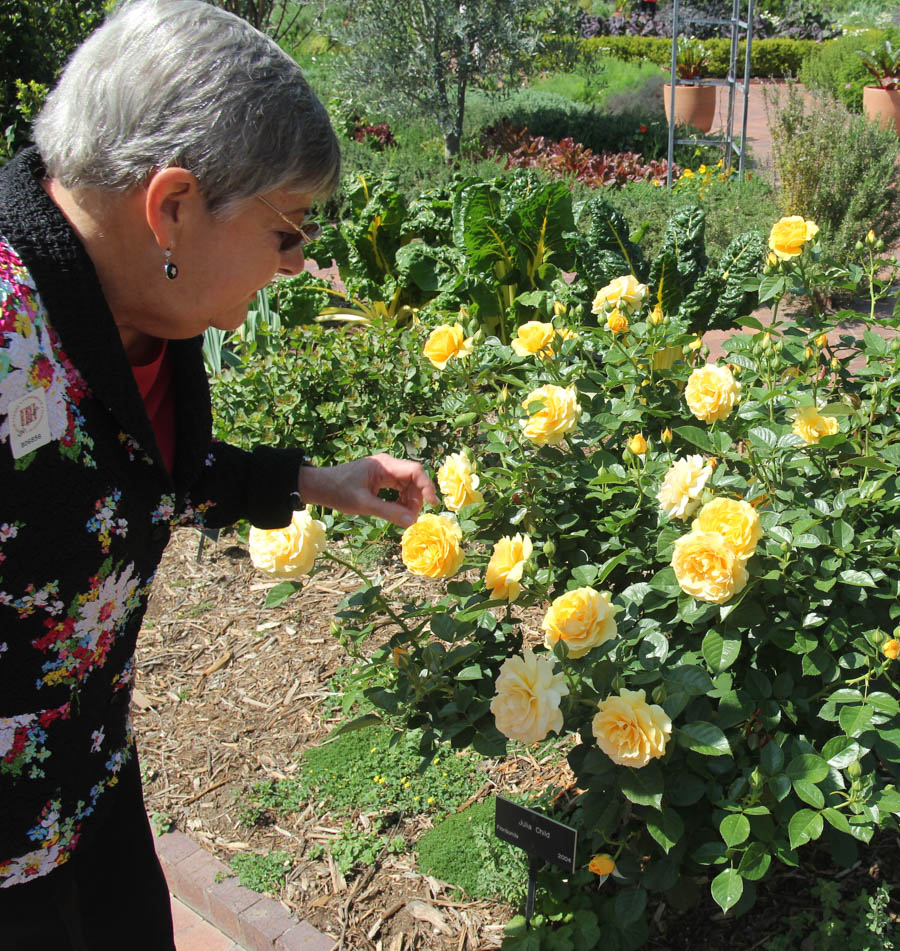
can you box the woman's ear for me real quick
[144,167,203,251]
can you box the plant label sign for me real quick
[494,796,577,874]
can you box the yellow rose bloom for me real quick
[685,363,741,423]
[661,427,673,444]
[248,507,326,578]
[628,433,647,455]
[542,587,620,659]
[692,497,763,560]
[657,455,714,520]
[422,323,474,369]
[401,512,464,578]
[486,533,533,601]
[520,384,581,447]
[556,327,578,341]
[592,688,671,768]
[591,274,648,316]
[768,216,819,260]
[671,530,749,604]
[816,333,828,348]
[790,405,840,445]
[883,638,900,660]
[589,854,616,876]
[490,649,569,744]
[511,321,556,357]
[605,309,630,335]
[436,451,484,512]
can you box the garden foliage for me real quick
[326,224,900,948]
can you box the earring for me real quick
[164,248,178,280]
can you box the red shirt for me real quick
[130,340,176,474]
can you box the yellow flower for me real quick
[692,497,762,560]
[605,309,629,335]
[591,275,648,316]
[866,229,877,246]
[768,216,819,260]
[436,451,484,512]
[816,333,828,348]
[490,649,569,744]
[657,455,714,520]
[556,327,579,342]
[790,405,840,445]
[671,530,749,604]
[592,688,671,768]
[681,168,695,179]
[685,363,741,424]
[766,252,779,269]
[628,433,647,455]
[422,323,474,369]
[883,638,900,660]
[649,304,664,325]
[401,512,464,578]
[520,384,581,446]
[542,587,620,659]
[511,321,557,358]
[661,427,673,444]
[486,533,533,601]
[688,335,703,352]
[589,854,616,876]
[248,507,326,578]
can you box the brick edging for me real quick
[156,830,335,951]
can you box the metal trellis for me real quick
[665,0,755,186]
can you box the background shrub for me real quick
[767,84,900,262]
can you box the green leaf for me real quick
[673,425,713,452]
[793,779,825,809]
[838,569,877,587]
[711,868,743,913]
[334,713,383,735]
[760,742,784,775]
[620,762,664,809]
[720,814,750,847]
[748,426,778,450]
[867,692,900,715]
[758,273,786,302]
[839,704,874,737]
[788,809,824,849]
[768,774,791,801]
[822,736,862,769]
[822,807,852,834]
[738,842,771,881]
[614,887,647,925]
[264,580,301,607]
[647,807,684,854]
[702,630,741,672]
[785,754,829,783]
[678,722,732,757]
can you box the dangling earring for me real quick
[164,248,178,280]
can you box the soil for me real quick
[137,529,900,951]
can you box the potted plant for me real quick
[859,39,900,134]
[664,36,718,133]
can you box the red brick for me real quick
[275,921,336,951]
[171,846,230,919]
[207,877,263,943]
[155,830,202,873]
[238,895,295,951]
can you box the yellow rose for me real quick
[511,321,556,357]
[589,854,616,876]
[883,638,900,660]
[768,216,819,260]
[592,275,648,316]
[685,363,740,423]
[661,427,673,444]
[520,384,581,446]
[486,533,533,601]
[592,688,671,768]
[671,530,749,604]
[542,587,620,659]
[816,333,828,348]
[605,309,629,335]
[790,405,840,445]
[657,454,714,520]
[401,512,464,578]
[628,433,647,455]
[422,323,474,369]
[490,649,569,744]
[436,451,484,512]
[692,497,763,560]
[248,507,326,578]
[556,327,578,342]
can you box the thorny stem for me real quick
[323,552,413,637]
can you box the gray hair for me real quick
[33,0,340,214]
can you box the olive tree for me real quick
[321,0,579,158]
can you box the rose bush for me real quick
[328,222,900,949]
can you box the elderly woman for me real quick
[0,1,436,946]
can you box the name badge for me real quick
[9,389,52,459]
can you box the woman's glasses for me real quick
[256,195,322,251]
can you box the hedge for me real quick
[583,35,817,78]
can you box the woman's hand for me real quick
[297,453,438,528]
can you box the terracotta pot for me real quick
[863,86,900,136]
[663,83,717,134]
